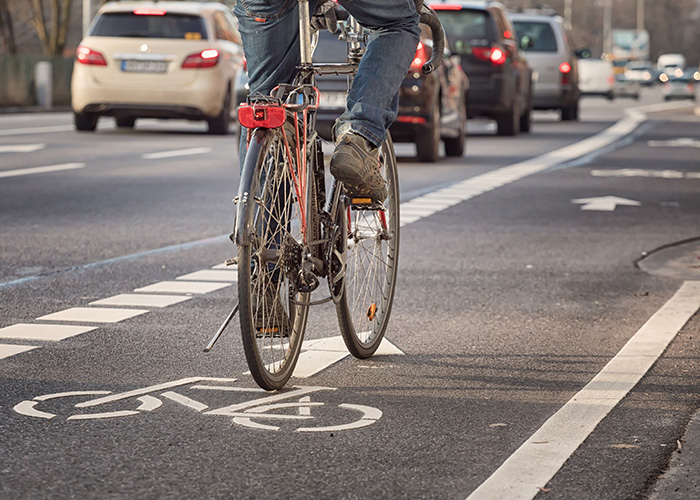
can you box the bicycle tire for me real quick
[335,134,400,358]
[237,128,312,390]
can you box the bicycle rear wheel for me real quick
[238,128,310,390]
[336,135,400,358]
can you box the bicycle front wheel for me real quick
[238,128,310,390]
[336,134,400,358]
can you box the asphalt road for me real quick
[1,89,700,500]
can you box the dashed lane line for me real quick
[0,163,85,179]
[0,344,39,359]
[0,125,74,136]
[133,281,231,294]
[466,281,700,500]
[37,307,149,323]
[142,147,212,160]
[89,294,192,308]
[0,324,97,341]
[175,269,237,282]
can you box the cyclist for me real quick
[234,0,420,202]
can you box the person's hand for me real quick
[310,0,338,34]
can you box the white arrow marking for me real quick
[571,196,641,211]
[0,144,46,153]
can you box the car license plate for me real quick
[121,60,168,73]
[319,92,346,109]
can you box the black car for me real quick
[429,1,533,136]
[314,27,469,163]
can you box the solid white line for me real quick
[0,144,45,153]
[467,281,700,500]
[0,163,85,179]
[0,125,74,136]
[142,147,212,159]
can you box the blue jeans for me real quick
[234,0,420,166]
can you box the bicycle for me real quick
[205,0,445,391]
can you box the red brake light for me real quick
[430,4,463,9]
[490,48,506,65]
[504,30,512,39]
[133,8,166,15]
[182,49,220,68]
[410,42,429,71]
[559,62,572,74]
[238,104,286,129]
[76,46,107,66]
[472,46,506,66]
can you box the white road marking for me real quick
[296,403,382,433]
[161,391,209,411]
[0,144,46,153]
[0,323,97,341]
[142,147,212,159]
[133,281,231,294]
[0,163,85,179]
[67,410,140,420]
[76,377,237,408]
[136,395,162,411]
[212,262,237,269]
[647,137,700,148]
[89,294,192,308]
[37,307,149,323]
[12,401,55,419]
[467,281,700,500]
[571,196,641,211]
[176,270,237,282]
[292,336,404,378]
[0,344,39,359]
[592,168,700,179]
[0,125,74,136]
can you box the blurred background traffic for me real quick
[1,0,698,163]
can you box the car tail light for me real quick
[238,104,286,129]
[688,84,695,92]
[559,61,572,85]
[472,46,506,66]
[397,116,427,124]
[182,49,220,68]
[76,46,107,66]
[410,42,429,71]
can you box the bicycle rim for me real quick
[336,135,400,358]
[238,128,310,390]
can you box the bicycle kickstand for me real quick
[203,302,239,352]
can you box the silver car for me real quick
[510,11,580,121]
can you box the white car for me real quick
[71,1,244,134]
[577,58,615,100]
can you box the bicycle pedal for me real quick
[255,326,289,339]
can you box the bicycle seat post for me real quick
[298,0,313,66]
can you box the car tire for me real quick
[519,106,532,133]
[116,117,136,128]
[207,89,231,135]
[496,103,520,136]
[415,97,440,163]
[561,99,579,121]
[74,112,98,132]
[443,99,466,157]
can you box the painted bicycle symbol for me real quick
[13,377,382,432]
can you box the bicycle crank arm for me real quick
[203,302,239,352]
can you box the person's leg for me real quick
[233,0,301,170]
[333,0,420,146]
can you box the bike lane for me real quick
[2,104,699,499]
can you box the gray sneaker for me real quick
[330,133,388,202]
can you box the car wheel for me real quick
[74,112,98,132]
[561,99,579,121]
[116,117,136,128]
[496,102,519,136]
[415,97,440,163]
[443,99,466,157]
[207,89,231,135]
[519,105,532,133]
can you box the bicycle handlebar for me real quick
[334,4,445,75]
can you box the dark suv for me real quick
[429,1,533,136]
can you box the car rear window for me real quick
[433,9,491,41]
[512,21,558,52]
[91,12,208,39]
